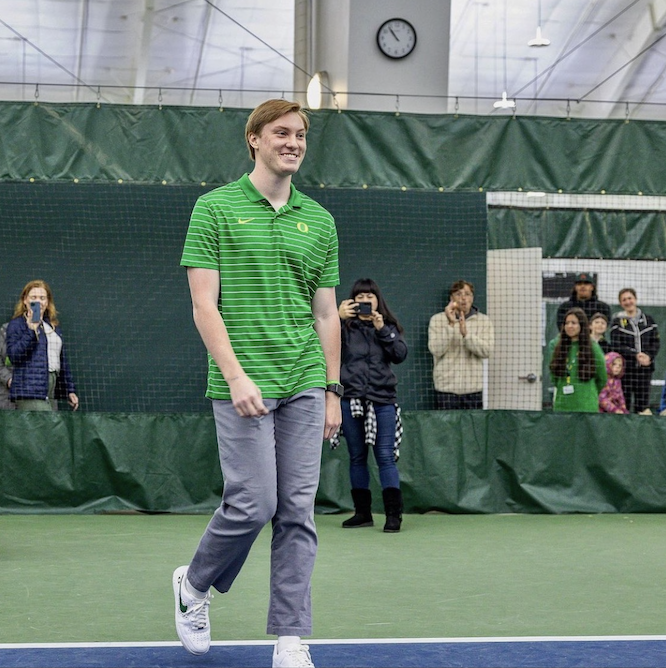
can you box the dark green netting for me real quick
[0,183,487,412]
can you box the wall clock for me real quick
[376,18,417,59]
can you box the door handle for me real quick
[518,373,538,383]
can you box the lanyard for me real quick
[566,355,576,385]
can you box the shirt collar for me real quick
[238,173,303,209]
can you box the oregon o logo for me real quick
[297,222,309,233]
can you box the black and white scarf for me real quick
[329,398,403,462]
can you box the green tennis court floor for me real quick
[2,512,665,644]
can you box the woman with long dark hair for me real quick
[548,307,606,412]
[336,278,407,532]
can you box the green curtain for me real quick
[1,102,665,194]
[3,410,666,515]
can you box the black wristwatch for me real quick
[325,383,344,398]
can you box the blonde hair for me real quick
[245,99,309,161]
[13,279,59,326]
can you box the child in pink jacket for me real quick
[599,352,629,414]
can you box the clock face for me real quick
[377,18,417,59]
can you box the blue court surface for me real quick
[2,636,666,668]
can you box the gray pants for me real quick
[187,388,325,636]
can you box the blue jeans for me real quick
[341,399,400,490]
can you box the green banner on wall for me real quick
[1,102,665,195]
[489,207,666,259]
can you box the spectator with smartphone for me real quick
[428,279,494,410]
[336,278,408,532]
[0,322,15,409]
[5,280,79,411]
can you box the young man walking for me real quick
[175,99,342,668]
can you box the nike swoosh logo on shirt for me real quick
[237,218,255,224]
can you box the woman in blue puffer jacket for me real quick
[6,280,79,411]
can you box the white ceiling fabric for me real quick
[0,0,665,119]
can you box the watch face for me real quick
[326,383,344,398]
[377,18,417,59]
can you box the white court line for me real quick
[2,636,666,649]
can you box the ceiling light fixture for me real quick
[306,71,328,110]
[528,26,550,47]
[493,91,516,109]
[528,0,550,47]
[493,0,516,110]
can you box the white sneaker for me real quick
[172,565,211,655]
[272,643,315,667]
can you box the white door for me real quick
[487,248,543,410]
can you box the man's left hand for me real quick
[323,392,342,440]
[458,311,467,338]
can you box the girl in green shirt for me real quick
[549,308,607,412]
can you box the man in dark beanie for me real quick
[556,272,611,330]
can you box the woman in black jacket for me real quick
[610,287,660,413]
[338,278,407,532]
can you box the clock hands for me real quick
[377,19,415,58]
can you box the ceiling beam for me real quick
[188,2,214,105]
[520,0,601,115]
[587,0,666,117]
[74,0,89,102]
[132,0,155,105]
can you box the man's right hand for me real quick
[228,374,269,417]
[444,300,460,325]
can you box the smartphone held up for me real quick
[30,301,41,323]
[356,302,373,316]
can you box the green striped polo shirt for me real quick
[181,173,339,400]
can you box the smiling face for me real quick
[564,314,581,341]
[248,111,307,178]
[619,290,637,315]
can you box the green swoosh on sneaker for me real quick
[178,581,188,613]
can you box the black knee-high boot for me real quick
[382,487,403,533]
[342,488,374,528]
